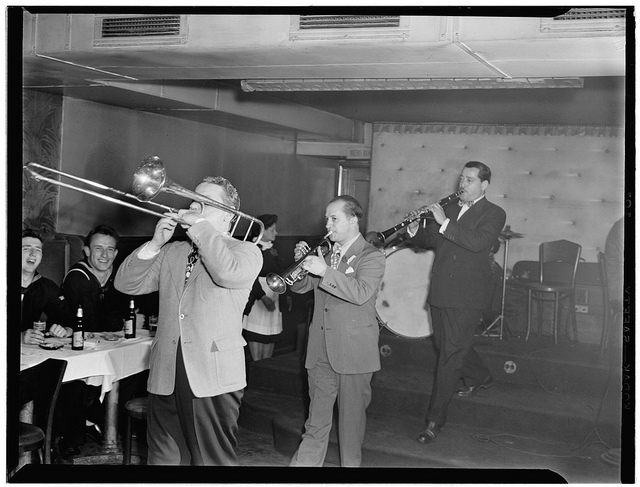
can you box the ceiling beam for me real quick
[93,80,366,143]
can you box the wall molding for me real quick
[373,123,623,138]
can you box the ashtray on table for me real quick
[39,341,65,350]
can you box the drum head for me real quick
[376,246,434,339]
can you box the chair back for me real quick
[19,359,67,464]
[597,251,609,303]
[538,240,582,287]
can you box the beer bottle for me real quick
[72,305,84,350]
[124,299,136,339]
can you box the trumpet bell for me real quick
[265,273,287,295]
[132,155,167,202]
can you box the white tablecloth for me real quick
[20,330,152,401]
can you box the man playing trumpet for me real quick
[404,161,506,445]
[289,195,385,467]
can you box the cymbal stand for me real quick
[482,236,511,339]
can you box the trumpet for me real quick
[376,190,463,244]
[23,156,264,242]
[265,231,333,294]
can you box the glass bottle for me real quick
[72,305,84,350]
[124,299,136,339]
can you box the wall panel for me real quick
[369,123,624,268]
[57,98,337,237]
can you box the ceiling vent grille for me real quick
[299,15,401,30]
[541,8,626,35]
[552,8,627,21]
[291,15,409,40]
[94,15,188,47]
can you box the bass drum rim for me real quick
[376,245,434,340]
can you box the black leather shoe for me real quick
[457,376,495,397]
[417,421,442,444]
[85,424,102,443]
[57,437,81,459]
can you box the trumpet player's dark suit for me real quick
[289,234,385,466]
[406,196,506,428]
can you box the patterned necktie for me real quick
[185,243,199,282]
[458,200,474,208]
[331,244,341,270]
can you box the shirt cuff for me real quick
[137,242,161,260]
[439,218,451,234]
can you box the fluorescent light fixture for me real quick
[241,78,584,92]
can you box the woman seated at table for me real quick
[21,229,71,344]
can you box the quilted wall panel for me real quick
[369,124,625,268]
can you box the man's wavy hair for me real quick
[22,228,43,242]
[200,176,240,210]
[464,161,492,183]
[84,224,120,247]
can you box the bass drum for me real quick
[376,246,435,339]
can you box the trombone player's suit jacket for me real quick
[115,222,262,398]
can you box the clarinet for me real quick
[376,190,463,244]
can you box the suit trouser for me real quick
[290,331,373,467]
[426,306,490,426]
[146,343,243,466]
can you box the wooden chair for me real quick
[19,359,67,465]
[524,240,582,344]
[598,251,622,355]
[123,396,148,465]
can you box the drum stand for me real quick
[481,227,523,339]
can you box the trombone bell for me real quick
[132,155,167,202]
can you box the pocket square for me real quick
[346,267,355,274]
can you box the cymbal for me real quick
[500,228,524,239]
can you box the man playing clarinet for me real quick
[404,161,506,444]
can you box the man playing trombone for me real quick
[288,195,386,467]
[404,161,506,445]
[115,176,262,466]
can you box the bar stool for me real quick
[123,397,148,465]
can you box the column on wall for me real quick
[22,90,63,236]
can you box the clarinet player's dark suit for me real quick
[406,196,506,429]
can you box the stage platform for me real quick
[239,327,627,482]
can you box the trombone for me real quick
[23,156,264,242]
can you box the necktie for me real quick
[185,243,199,282]
[458,200,474,208]
[331,244,341,270]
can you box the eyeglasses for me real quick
[189,201,206,214]
[189,201,234,219]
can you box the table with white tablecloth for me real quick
[20,330,152,454]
